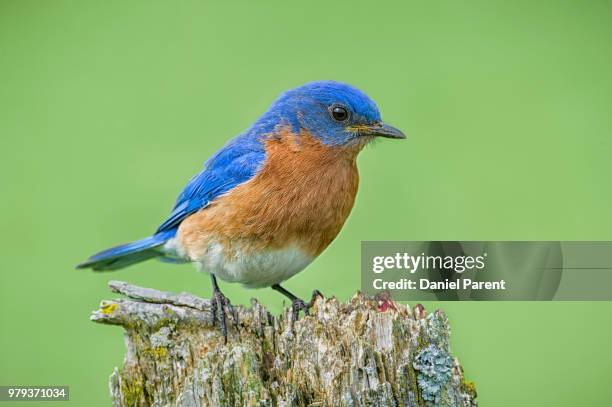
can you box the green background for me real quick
[1,1,611,405]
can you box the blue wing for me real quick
[156,135,266,233]
[77,135,265,271]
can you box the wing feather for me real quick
[156,137,266,232]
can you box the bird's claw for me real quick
[291,298,309,320]
[290,289,324,330]
[211,288,239,343]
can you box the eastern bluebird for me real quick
[78,81,405,337]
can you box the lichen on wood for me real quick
[92,281,477,407]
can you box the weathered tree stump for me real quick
[92,281,477,407]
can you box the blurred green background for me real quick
[1,0,612,405]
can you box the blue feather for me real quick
[156,134,266,232]
[79,132,266,271]
[77,229,176,271]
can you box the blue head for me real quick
[251,81,405,146]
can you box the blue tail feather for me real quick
[77,229,176,271]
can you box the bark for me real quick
[92,281,477,407]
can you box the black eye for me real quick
[330,105,349,122]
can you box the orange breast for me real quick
[178,129,361,260]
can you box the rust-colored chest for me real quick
[178,131,360,258]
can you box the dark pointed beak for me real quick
[362,122,406,139]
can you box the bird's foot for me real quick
[290,289,323,329]
[271,284,324,331]
[210,285,239,343]
[291,298,309,320]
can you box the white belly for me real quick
[165,238,313,288]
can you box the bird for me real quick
[77,80,405,338]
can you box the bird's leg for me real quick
[210,274,238,343]
[271,284,322,325]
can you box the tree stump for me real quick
[92,281,477,407]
